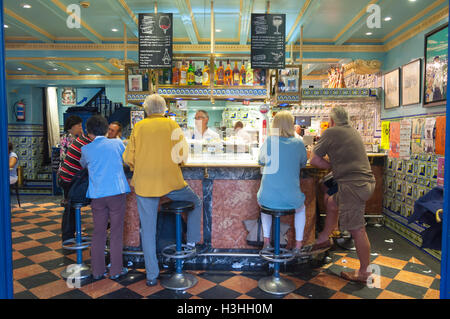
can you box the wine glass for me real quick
[272,16,283,35]
[159,15,171,34]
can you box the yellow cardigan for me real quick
[123,114,188,197]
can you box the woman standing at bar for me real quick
[257,111,308,254]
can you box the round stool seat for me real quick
[260,206,296,217]
[62,236,92,250]
[161,201,195,214]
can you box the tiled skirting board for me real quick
[382,153,441,261]
[8,124,46,180]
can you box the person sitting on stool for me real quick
[80,115,131,280]
[257,111,308,254]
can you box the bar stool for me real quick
[160,201,198,290]
[61,202,92,285]
[258,206,296,295]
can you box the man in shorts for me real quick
[310,106,376,283]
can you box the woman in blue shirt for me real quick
[257,111,308,253]
[80,115,131,280]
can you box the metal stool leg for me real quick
[161,212,198,290]
[258,215,296,295]
[61,204,91,286]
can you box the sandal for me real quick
[309,238,333,254]
[340,270,371,284]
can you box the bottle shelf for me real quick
[277,88,380,102]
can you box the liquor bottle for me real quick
[180,60,188,85]
[233,61,240,86]
[163,68,171,85]
[195,62,203,85]
[253,68,261,86]
[246,62,253,86]
[224,59,232,86]
[187,60,195,85]
[142,70,149,91]
[172,62,180,85]
[239,60,246,86]
[217,61,225,85]
[202,61,210,86]
[214,62,218,85]
[260,69,266,86]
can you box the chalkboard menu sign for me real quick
[139,13,173,68]
[251,14,285,69]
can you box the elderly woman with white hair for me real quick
[123,94,202,287]
[257,111,308,254]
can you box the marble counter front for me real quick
[122,166,318,253]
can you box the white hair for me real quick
[143,94,167,115]
[330,106,349,126]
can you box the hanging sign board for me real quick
[250,14,286,69]
[138,13,173,68]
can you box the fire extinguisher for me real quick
[14,100,26,121]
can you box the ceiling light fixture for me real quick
[366,32,373,36]
[4,24,8,28]
[86,68,91,71]
[22,4,32,9]
[215,29,222,32]
[111,28,119,32]
[17,68,22,71]
[53,68,58,71]
[384,17,392,21]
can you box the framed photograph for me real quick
[384,68,400,109]
[61,87,76,106]
[424,23,448,107]
[128,74,143,92]
[401,59,421,106]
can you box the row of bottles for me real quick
[158,60,266,86]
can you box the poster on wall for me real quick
[61,88,76,106]
[381,121,390,150]
[411,118,425,153]
[424,23,448,106]
[424,117,436,153]
[437,157,445,187]
[131,110,145,129]
[399,119,411,159]
[401,59,421,106]
[435,116,446,155]
[384,68,400,109]
[389,122,400,158]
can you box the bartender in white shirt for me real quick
[192,110,220,140]
[294,124,303,141]
[234,121,251,144]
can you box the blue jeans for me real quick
[136,186,202,280]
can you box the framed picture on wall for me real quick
[424,23,448,107]
[384,68,400,109]
[401,59,421,106]
[61,87,76,106]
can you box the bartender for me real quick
[192,110,220,140]
[234,121,251,144]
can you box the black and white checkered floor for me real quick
[10,196,441,299]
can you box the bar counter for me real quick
[121,153,386,269]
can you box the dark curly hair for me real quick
[64,115,82,132]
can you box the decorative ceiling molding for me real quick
[35,0,103,43]
[4,8,55,43]
[239,0,253,45]
[19,62,48,75]
[287,0,322,44]
[343,59,382,75]
[175,0,199,44]
[6,75,124,81]
[110,0,139,37]
[384,6,448,52]
[382,0,447,42]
